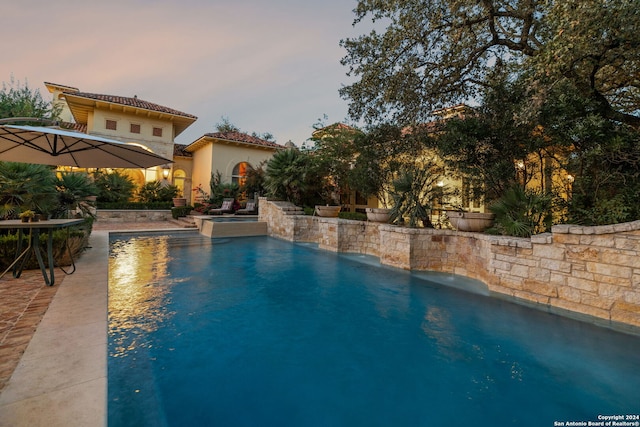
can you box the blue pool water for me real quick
[108,233,640,427]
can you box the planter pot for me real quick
[173,198,187,207]
[21,217,30,223]
[366,207,391,223]
[447,211,495,232]
[315,205,341,217]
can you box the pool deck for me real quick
[0,221,180,427]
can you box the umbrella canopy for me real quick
[0,125,173,168]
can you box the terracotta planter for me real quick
[366,208,391,223]
[173,198,187,207]
[315,205,341,217]
[447,211,495,232]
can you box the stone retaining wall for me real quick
[96,209,172,223]
[259,198,640,331]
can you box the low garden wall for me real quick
[96,209,172,223]
[259,198,640,332]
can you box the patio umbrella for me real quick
[0,125,173,168]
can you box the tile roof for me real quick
[173,144,192,157]
[202,132,284,149]
[60,121,87,133]
[64,92,198,119]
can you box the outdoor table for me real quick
[0,218,85,286]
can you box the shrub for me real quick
[339,211,367,221]
[171,206,193,219]
[0,225,90,271]
[94,170,135,203]
[136,181,179,203]
[487,186,553,237]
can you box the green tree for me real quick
[538,82,640,224]
[0,75,60,122]
[348,123,433,207]
[307,122,363,205]
[340,0,640,129]
[215,116,240,132]
[215,116,276,141]
[436,74,546,205]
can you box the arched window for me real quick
[231,162,251,187]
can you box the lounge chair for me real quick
[236,201,257,215]
[209,198,235,215]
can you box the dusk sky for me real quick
[2,0,372,146]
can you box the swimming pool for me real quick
[108,233,640,427]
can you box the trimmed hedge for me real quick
[171,206,194,219]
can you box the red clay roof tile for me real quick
[202,131,284,149]
[65,92,197,119]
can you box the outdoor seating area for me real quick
[208,198,235,215]
[236,201,257,215]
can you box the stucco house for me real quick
[45,82,198,190]
[182,132,284,204]
[46,82,285,205]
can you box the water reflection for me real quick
[109,236,177,358]
[421,307,464,360]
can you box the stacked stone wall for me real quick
[96,209,171,223]
[260,199,640,330]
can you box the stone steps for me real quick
[168,216,198,228]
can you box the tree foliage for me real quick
[94,170,135,203]
[340,0,640,128]
[215,116,240,133]
[307,123,363,205]
[436,73,547,204]
[0,162,57,219]
[215,116,275,141]
[488,185,553,237]
[136,181,179,203]
[389,159,443,228]
[538,83,640,224]
[55,172,98,218]
[264,149,312,206]
[0,75,60,121]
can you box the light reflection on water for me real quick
[109,235,180,358]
